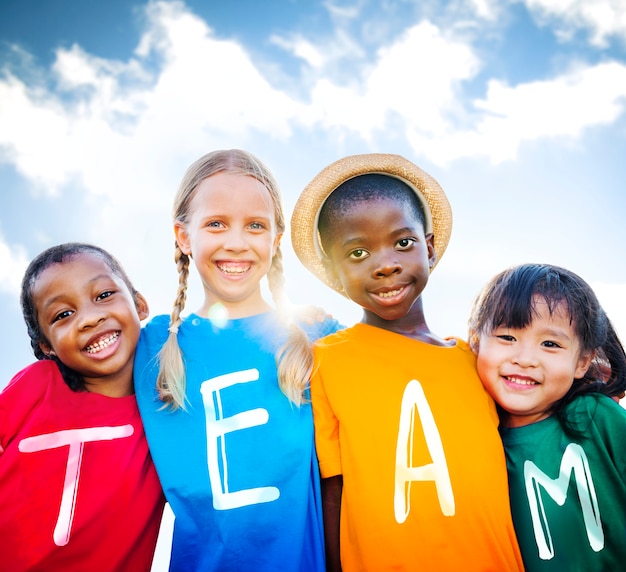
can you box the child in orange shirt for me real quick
[291,154,523,571]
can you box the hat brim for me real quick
[290,153,453,296]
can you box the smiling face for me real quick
[476,297,593,427]
[322,195,435,332]
[32,252,148,397]
[174,171,282,318]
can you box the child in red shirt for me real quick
[0,242,164,571]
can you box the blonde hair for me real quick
[157,149,313,409]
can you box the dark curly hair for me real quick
[20,243,140,391]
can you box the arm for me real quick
[321,475,343,572]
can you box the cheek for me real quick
[476,351,498,384]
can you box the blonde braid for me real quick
[268,245,314,406]
[156,242,190,409]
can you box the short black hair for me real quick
[318,173,427,253]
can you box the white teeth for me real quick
[85,332,119,354]
[506,376,537,386]
[217,263,248,275]
[377,288,402,298]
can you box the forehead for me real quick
[33,253,118,298]
[328,194,423,226]
[531,295,572,323]
[192,172,275,213]
[322,195,425,248]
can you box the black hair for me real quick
[20,242,139,391]
[470,263,626,434]
[318,173,427,253]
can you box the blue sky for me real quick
[2,0,626,391]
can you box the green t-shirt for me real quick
[500,394,626,572]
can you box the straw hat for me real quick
[290,153,453,296]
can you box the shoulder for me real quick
[314,324,357,347]
[0,361,62,436]
[135,315,172,380]
[141,314,171,339]
[298,315,344,342]
[448,337,472,352]
[2,360,60,396]
[562,393,626,440]
[569,393,626,420]
[138,314,171,352]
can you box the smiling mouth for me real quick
[84,332,120,354]
[217,262,251,275]
[376,288,403,298]
[504,375,539,386]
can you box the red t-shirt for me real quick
[0,360,165,571]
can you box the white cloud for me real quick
[524,0,626,47]
[409,60,626,163]
[0,0,307,202]
[325,1,362,20]
[0,75,75,192]
[0,237,29,295]
[307,21,479,137]
[468,0,501,20]
[2,0,626,192]
[270,35,326,68]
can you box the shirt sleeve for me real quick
[310,344,342,478]
[588,395,626,476]
[0,362,51,457]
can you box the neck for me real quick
[83,378,134,398]
[197,297,273,320]
[361,307,453,347]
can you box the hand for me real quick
[293,304,332,325]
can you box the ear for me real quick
[425,233,437,270]
[273,232,283,256]
[174,221,191,256]
[39,340,55,357]
[575,350,595,379]
[134,292,150,321]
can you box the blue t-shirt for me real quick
[135,311,340,571]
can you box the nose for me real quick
[78,302,107,330]
[223,228,249,252]
[511,342,538,368]
[372,253,402,278]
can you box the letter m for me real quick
[524,443,604,560]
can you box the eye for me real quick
[348,248,369,260]
[206,220,224,229]
[249,221,266,231]
[496,334,516,342]
[52,310,73,323]
[396,237,415,250]
[96,290,115,301]
[542,340,562,349]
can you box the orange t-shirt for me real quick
[312,324,523,571]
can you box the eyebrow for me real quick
[539,327,572,340]
[41,273,115,310]
[340,226,418,248]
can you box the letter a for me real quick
[394,379,455,523]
